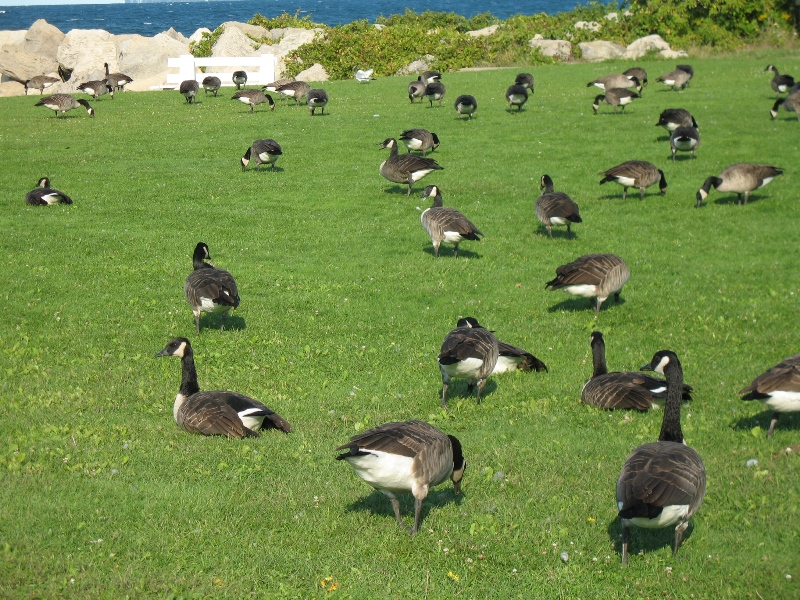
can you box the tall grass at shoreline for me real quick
[1,50,799,598]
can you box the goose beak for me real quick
[155,349,169,357]
[453,479,461,495]
[640,362,653,371]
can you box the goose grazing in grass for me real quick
[657,65,693,90]
[307,88,329,115]
[408,80,425,103]
[616,350,706,564]
[25,177,73,206]
[739,353,800,437]
[378,138,442,196]
[770,86,800,120]
[656,108,698,133]
[35,94,94,117]
[623,67,648,88]
[263,77,294,93]
[505,84,529,111]
[600,160,667,201]
[336,420,465,535]
[202,76,221,96]
[438,317,499,409]
[592,88,639,114]
[104,62,133,92]
[355,68,375,83]
[670,126,701,161]
[24,74,59,95]
[156,337,292,438]
[424,82,446,107]
[764,65,794,96]
[232,70,247,89]
[419,185,482,258]
[184,242,240,333]
[545,253,630,314]
[457,318,547,376]
[695,163,783,207]
[231,89,275,112]
[535,174,582,239]
[179,79,199,103]
[241,139,282,172]
[399,128,439,156]
[454,94,477,120]
[515,72,534,89]
[582,332,692,410]
[587,74,641,93]
[77,80,113,100]
[277,80,311,105]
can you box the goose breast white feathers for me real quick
[739,352,800,437]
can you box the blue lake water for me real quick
[0,0,579,36]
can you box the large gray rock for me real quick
[24,19,64,60]
[211,26,258,57]
[0,30,26,47]
[0,44,58,83]
[297,62,328,82]
[162,27,188,44]
[56,29,118,79]
[396,54,436,76]
[578,40,626,61]
[221,21,269,40]
[260,28,322,77]
[529,38,572,58]
[466,24,500,37]
[625,34,670,59]
[118,32,189,90]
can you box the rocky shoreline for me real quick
[0,17,687,97]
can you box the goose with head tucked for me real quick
[25,177,73,206]
[505,84,529,111]
[184,242,240,333]
[399,128,439,156]
[656,108,698,133]
[695,163,783,207]
[424,82,446,107]
[25,74,59,95]
[453,94,477,120]
[179,79,199,103]
[277,80,311,104]
[600,160,667,201]
[408,80,426,103]
[156,337,292,438]
[739,352,800,437]
[657,65,693,90]
[241,139,282,172]
[35,94,94,117]
[77,80,113,100]
[419,185,482,258]
[592,88,639,114]
[231,89,275,112]
[535,174,582,239]
[232,70,248,89]
[378,138,442,196]
[202,76,221,96]
[616,350,706,564]
[336,420,464,535]
[438,317,499,409]
[545,253,630,314]
[307,88,329,115]
[515,72,534,90]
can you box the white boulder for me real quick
[118,32,189,90]
[578,40,626,61]
[56,29,118,80]
[529,39,572,58]
[211,26,258,57]
[0,44,58,83]
[297,62,328,82]
[24,19,65,61]
[466,24,500,37]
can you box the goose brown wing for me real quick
[617,441,706,514]
[431,207,483,238]
[740,353,800,396]
[497,341,548,372]
[536,192,580,219]
[185,268,240,308]
[392,154,442,172]
[583,374,653,410]
[178,392,258,438]
[438,327,497,363]
[337,420,444,458]
[548,254,622,288]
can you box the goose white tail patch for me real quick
[628,504,690,528]
[763,391,800,412]
[758,177,776,189]
[440,356,484,378]
[561,284,598,298]
[614,176,637,187]
[345,450,416,493]
[492,355,521,375]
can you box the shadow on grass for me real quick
[546,296,626,314]
[421,245,482,259]
[711,193,768,206]
[732,409,800,436]
[344,488,464,530]
[441,379,498,404]
[199,313,246,332]
[534,227,578,241]
[606,516,695,562]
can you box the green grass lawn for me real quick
[1,48,799,598]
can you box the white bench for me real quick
[153,54,277,90]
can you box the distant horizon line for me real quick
[0,0,243,6]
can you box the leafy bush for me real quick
[249,10,324,30]
[188,26,225,58]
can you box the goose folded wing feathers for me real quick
[178,392,259,438]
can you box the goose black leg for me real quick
[621,523,630,565]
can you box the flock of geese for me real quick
[22,59,800,558]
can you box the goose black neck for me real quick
[179,348,201,397]
[192,245,211,270]
[658,361,685,443]
[590,333,608,377]
[387,141,399,157]
[431,193,443,208]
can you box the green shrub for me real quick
[249,10,324,30]
[188,25,224,58]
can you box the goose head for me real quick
[155,337,191,359]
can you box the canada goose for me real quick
[592,88,639,114]
[424,82,446,107]
[419,185,482,258]
[420,70,441,84]
[587,74,641,93]
[669,126,701,161]
[241,139,282,172]
[355,68,375,83]
[545,253,630,314]
[77,80,113,100]
[438,317,499,409]
[623,67,648,88]
[515,73,534,89]
[25,177,73,206]
[307,88,329,115]
[535,174,582,238]
[770,86,800,120]
[739,353,800,437]
[657,66,692,90]
[616,350,706,564]
[764,65,794,95]
[57,64,74,83]
[408,80,426,103]
[582,332,692,410]
[202,76,221,96]
[184,242,240,333]
[456,318,547,376]
[232,89,275,112]
[656,108,698,132]
[600,161,667,201]
[336,420,465,535]
[277,80,311,104]
[104,62,133,92]
[378,138,443,196]
[232,70,247,89]
[179,79,199,103]
[695,163,783,207]
[155,337,292,438]
[263,77,294,93]
[453,94,477,120]
[34,94,94,117]
[506,84,529,111]
[399,129,439,156]
[24,74,59,95]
